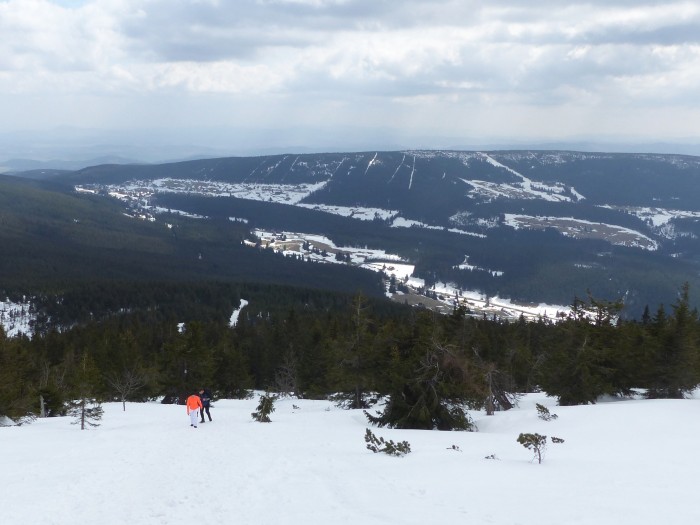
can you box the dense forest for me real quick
[2,281,699,430]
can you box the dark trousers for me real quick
[201,405,212,422]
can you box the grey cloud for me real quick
[4,0,700,143]
[118,0,406,62]
[580,22,700,46]
[118,3,287,61]
[114,0,700,66]
[115,0,498,63]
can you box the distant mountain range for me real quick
[3,126,700,167]
[5,149,700,319]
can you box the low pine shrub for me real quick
[517,432,547,464]
[536,403,558,421]
[364,428,411,457]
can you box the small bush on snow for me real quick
[536,403,558,421]
[517,432,547,464]
[251,393,276,423]
[364,428,411,457]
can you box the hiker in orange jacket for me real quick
[186,391,203,428]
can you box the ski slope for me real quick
[2,392,700,524]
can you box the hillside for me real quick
[25,149,700,317]
[0,174,384,298]
[3,392,700,525]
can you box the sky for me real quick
[3,392,700,524]
[1,0,700,158]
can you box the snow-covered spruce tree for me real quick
[67,352,104,430]
[251,392,276,422]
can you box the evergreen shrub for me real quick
[364,428,411,457]
[251,393,276,422]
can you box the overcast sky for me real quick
[1,0,700,156]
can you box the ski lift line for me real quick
[289,156,299,171]
[364,152,378,175]
[330,157,346,178]
[245,158,268,182]
[389,154,406,183]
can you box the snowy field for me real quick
[3,392,700,525]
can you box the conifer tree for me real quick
[68,352,104,430]
[645,283,700,398]
[333,293,376,409]
[537,294,621,405]
[251,392,276,422]
[212,335,254,399]
[0,333,37,423]
[366,310,478,430]
[158,321,215,399]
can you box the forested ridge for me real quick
[3,283,699,429]
[0,175,384,296]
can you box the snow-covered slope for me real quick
[3,392,699,524]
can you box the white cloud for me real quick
[0,0,699,147]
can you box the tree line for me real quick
[2,283,699,429]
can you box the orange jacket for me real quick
[186,394,203,414]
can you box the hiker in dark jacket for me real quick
[199,388,213,423]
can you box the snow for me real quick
[79,178,330,208]
[445,227,487,238]
[390,217,486,238]
[229,299,249,327]
[391,217,442,230]
[296,203,399,221]
[251,229,407,267]
[454,255,503,276]
[0,298,34,338]
[478,153,582,203]
[364,152,379,174]
[389,153,406,183]
[429,282,569,320]
[150,207,207,219]
[504,214,658,251]
[599,205,700,228]
[3,392,700,524]
[360,262,415,281]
